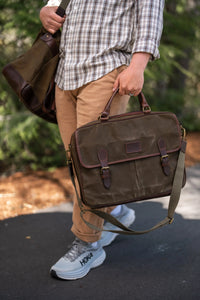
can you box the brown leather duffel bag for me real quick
[68,91,187,234]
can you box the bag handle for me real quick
[67,137,187,235]
[100,89,151,120]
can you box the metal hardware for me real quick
[66,148,72,165]
[101,166,110,174]
[142,105,151,113]
[161,154,169,162]
[180,125,186,140]
[98,112,109,121]
[169,217,174,224]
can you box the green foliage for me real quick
[0,112,65,174]
[0,0,200,174]
[0,0,65,175]
[140,0,200,132]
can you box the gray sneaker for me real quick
[100,205,135,247]
[50,238,106,280]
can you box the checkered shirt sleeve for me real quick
[132,0,164,60]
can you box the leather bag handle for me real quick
[100,89,151,120]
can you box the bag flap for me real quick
[73,112,182,168]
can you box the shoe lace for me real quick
[64,238,91,262]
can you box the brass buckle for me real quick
[161,154,168,162]
[169,217,174,224]
[66,148,72,165]
[142,105,151,113]
[101,166,110,174]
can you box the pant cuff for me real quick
[71,225,102,243]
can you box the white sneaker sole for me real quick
[50,250,106,280]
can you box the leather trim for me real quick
[2,63,57,124]
[21,84,57,123]
[2,64,25,96]
[158,138,171,176]
[97,148,111,189]
[75,113,182,169]
[40,33,59,57]
[77,149,178,169]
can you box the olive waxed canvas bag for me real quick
[68,91,187,235]
[2,0,70,124]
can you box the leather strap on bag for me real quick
[67,135,187,235]
[56,0,70,17]
[99,89,151,120]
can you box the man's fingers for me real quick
[47,19,63,29]
[112,69,143,96]
[119,86,126,96]
[113,77,119,92]
[46,27,57,34]
[133,89,141,96]
[113,75,127,95]
[40,6,65,33]
[44,18,64,33]
[128,88,141,96]
[53,11,66,23]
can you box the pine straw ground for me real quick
[0,132,200,221]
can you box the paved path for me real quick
[0,165,200,300]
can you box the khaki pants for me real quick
[55,66,129,242]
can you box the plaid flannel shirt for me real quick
[46,0,164,90]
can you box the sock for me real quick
[111,205,122,217]
[91,241,98,248]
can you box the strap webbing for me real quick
[56,0,70,17]
[68,140,186,235]
[60,0,70,10]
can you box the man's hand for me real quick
[40,6,66,34]
[113,52,151,96]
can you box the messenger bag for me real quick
[67,91,187,235]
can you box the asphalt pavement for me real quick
[0,164,200,300]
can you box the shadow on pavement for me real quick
[0,201,199,300]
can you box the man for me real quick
[40,0,164,280]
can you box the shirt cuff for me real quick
[46,0,61,6]
[132,39,160,61]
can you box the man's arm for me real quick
[40,0,65,34]
[114,0,164,96]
